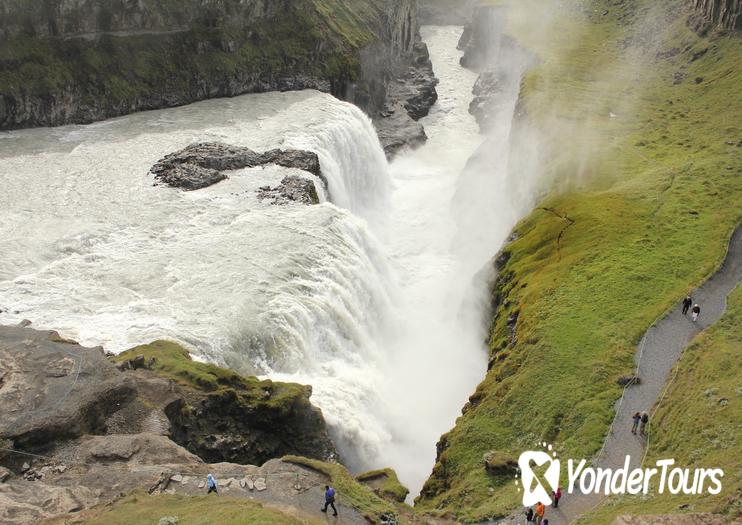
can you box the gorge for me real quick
[0,1,740,524]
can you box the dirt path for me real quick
[489,225,742,525]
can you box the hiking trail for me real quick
[490,224,742,525]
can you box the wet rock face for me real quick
[150,142,324,203]
[688,0,741,33]
[165,382,337,467]
[257,175,320,205]
[0,326,134,449]
[373,37,439,157]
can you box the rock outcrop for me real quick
[374,36,439,156]
[0,326,134,450]
[688,0,742,33]
[150,142,323,203]
[114,340,337,466]
[0,327,336,470]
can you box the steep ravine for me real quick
[416,0,742,522]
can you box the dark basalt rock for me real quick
[257,175,320,205]
[150,142,325,203]
[374,37,439,157]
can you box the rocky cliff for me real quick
[0,0,436,154]
[688,0,742,32]
[0,325,411,524]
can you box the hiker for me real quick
[640,411,649,435]
[535,501,545,525]
[631,412,641,434]
[206,473,218,494]
[552,486,562,508]
[543,520,550,525]
[682,295,693,315]
[525,507,535,524]
[321,485,338,516]
[691,304,701,322]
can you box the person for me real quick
[552,487,562,508]
[682,295,693,315]
[543,520,550,525]
[206,473,218,494]
[691,304,701,322]
[525,507,535,523]
[321,485,338,516]
[535,501,545,525]
[631,412,641,434]
[640,411,649,435]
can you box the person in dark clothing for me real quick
[631,412,641,434]
[640,412,649,435]
[682,295,692,315]
[691,304,701,322]
[321,485,338,516]
[525,507,535,523]
[552,487,562,508]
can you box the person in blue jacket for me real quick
[321,485,338,516]
[207,473,218,494]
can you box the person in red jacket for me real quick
[552,487,562,508]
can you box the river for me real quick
[0,26,526,497]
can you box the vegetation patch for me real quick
[575,286,741,524]
[356,467,410,502]
[115,340,308,410]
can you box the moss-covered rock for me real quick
[114,340,337,466]
[356,468,410,503]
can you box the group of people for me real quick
[631,411,649,435]
[205,474,339,517]
[524,489,561,524]
[682,295,702,322]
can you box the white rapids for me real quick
[0,26,533,497]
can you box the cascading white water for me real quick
[0,91,398,461]
[0,24,538,501]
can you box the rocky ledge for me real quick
[150,142,324,204]
[0,325,336,475]
[374,37,439,158]
[0,324,415,524]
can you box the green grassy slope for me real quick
[575,285,741,523]
[416,0,741,521]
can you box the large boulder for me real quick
[0,326,134,450]
[150,142,325,199]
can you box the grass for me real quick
[44,492,321,525]
[282,456,403,521]
[574,285,741,524]
[416,0,741,521]
[115,340,309,413]
[356,468,411,502]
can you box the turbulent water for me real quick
[0,26,531,497]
